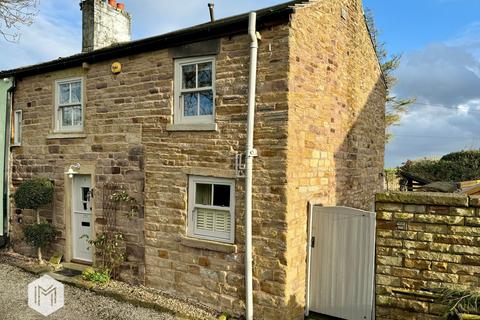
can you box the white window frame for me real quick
[54,77,84,132]
[174,56,216,125]
[12,110,22,146]
[187,176,235,244]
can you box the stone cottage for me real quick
[0,0,386,318]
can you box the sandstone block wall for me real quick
[285,0,386,317]
[9,23,291,317]
[376,192,480,319]
[8,0,385,318]
[10,65,146,284]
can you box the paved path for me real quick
[0,263,176,320]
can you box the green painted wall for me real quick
[0,79,12,236]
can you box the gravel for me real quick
[0,263,178,320]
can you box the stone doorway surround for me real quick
[63,162,96,264]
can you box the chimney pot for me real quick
[117,3,125,10]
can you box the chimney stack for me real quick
[80,0,131,53]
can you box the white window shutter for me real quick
[214,210,231,233]
[196,208,230,234]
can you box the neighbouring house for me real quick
[0,0,386,318]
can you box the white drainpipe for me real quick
[245,11,258,320]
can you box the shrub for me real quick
[83,232,125,278]
[82,267,110,283]
[15,178,55,264]
[14,178,54,211]
[23,222,57,263]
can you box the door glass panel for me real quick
[81,187,89,211]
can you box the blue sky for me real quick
[1,0,479,168]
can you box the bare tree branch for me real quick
[0,0,39,42]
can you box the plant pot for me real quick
[116,3,125,10]
[108,0,116,7]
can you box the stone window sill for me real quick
[46,132,87,140]
[166,123,218,132]
[180,237,237,254]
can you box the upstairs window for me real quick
[174,57,215,124]
[188,176,235,243]
[55,78,83,132]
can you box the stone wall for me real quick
[376,192,480,319]
[9,22,291,317]
[286,0,386,318]
[8,0,385,318]
[10,65,146,284]
[141,24,291,317]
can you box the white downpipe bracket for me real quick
[245,11,258,320]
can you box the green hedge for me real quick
[399,150,480,182]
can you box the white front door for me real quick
[72,175,93,262]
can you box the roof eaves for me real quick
[0,1,302,78]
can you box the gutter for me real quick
[245,12,259,320]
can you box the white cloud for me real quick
[0,0,80,70]
[386,40,480,167]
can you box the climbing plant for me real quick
[84,183,140,280]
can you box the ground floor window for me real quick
[188,176,235,243]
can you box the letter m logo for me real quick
[28,275,64,316]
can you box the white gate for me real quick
[307,206,376,320]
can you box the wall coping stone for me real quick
[469,196,480,207]
[180,237,237,254]
[376,192,469,207]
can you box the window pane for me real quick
[182,64,196,89]
[198,62,212,87]
[183,93,198,117]
[62,107,73,127]
[213,184,230,207]
[59,83,70,104]
[195,183,212,205]
[71,81,82,103]
[72,106,82,126]
[199,90,213,115]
